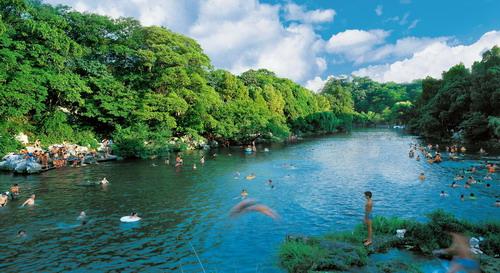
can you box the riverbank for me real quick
[279,210,499,273]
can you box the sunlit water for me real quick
[0,129,498,272]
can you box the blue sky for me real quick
[45,0,500,90]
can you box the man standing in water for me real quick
[363,191,373,246]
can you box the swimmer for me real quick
[495,200,500,207]
[16,230,27,238]
[21,194,36,207]
[77,211,87,221]
[240,189,248,199]
[165,159,170,165]
[469,193,476,200]
[9,183,20,199]
[193,163,197,170]
[460,194,465,201]
[484,174,492,180]
[200,156,205,165]
[467,176,476,184]
[175,154,183,167]
[100,177,109,185]
[451,182,460,188]
[460,146,467,153]
[0,192,8,207]
[246,173,256,180]
[486,183,491,188]
[419,173,425,181]
[464,182,471,189]
[454,175,464,181]
[268,179,274,189]
[416,155,420,161]
[129,212,140,220]
[440,191,448,197]
[479,148,486,154]
[152,163,157,167]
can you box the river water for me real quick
[0,129,498,272]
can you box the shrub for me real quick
[279,241,327,273]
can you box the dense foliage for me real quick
[319,77,421,126]
[0,0,350,156]
[409,46,500,142]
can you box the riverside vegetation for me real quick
[279,210,500,273]
[1,0,499,159]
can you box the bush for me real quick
[279,241,327,273]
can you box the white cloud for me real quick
[190,1,326,82]
[284,3,336,24]
[353,31,500,83]
[375,5,383,16]
[305,76,329,92]
[44,0,329,83]
[325,29,390,63]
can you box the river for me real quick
[0,129,498,272]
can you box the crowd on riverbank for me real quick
[0,139,115,174]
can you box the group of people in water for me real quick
[410,143,498,207]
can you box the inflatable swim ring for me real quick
[120,216,141,222]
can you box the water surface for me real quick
[0,129,498,272]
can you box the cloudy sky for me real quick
[44,0,500,91]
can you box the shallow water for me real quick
[0,129,498,272]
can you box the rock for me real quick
[15,132,29,144]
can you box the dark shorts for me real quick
[365,212,373,221]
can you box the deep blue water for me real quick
[0,129,498,272]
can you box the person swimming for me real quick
[451,182,460,188]
[100,177,109,185]
[200,156,205,165]
[0,192,8,207]
[419,172,425,180]
[21,194,36,207]
[268,179,274,189]
[454,175,464,181]
[77,211,87,221]
[416,155,420,161]
[495,200,500,207]
[9,183,20,199]
[240,189,248,199]
[17,230,27,238]
[469,193,476,200]
[460,194,465,201]
[175,154,183,167]
[129,212,140,220]
[193,163,197,170]
[486,183,491,188]
[440,191,448,197]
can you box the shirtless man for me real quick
[10,184,20,199]
[363,191,373,246]
[22,194,36,207]
[240,189,248,199]
[433,232,479,273]
[0,193,8,207]
[419,172,426,181]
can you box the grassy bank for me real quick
[279,210,499,273]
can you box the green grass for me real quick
[279,210,500,273]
